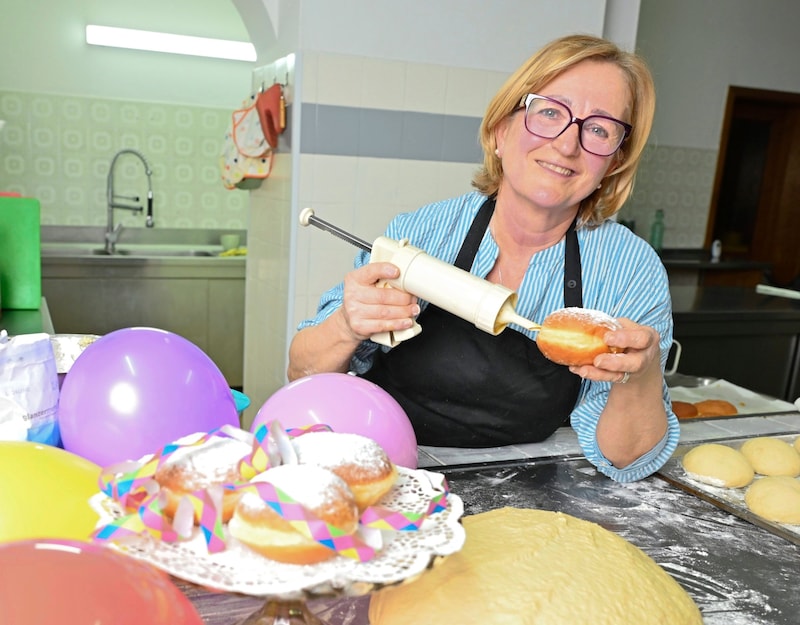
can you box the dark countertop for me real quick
[0,298,54,335]
[660,248,771,272]
[670,285,800,320]
[181,457,800,625]
[182,412,800,625]
[669,286,800,401]
[442,458,798,624]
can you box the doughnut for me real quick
[535,307,623,367]
[153,434,252,522]
[228,464,359,564]
[694,399,738,418]
[672,400,699,420]
[292,431,398,510]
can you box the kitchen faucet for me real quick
[105,149,154,254]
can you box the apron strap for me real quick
[361,196,585,447]
[564,217,582,308]
[454,197,495,271]
[454,196,582,308]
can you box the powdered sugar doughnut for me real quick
[228,464,359,564]
[536,307,623,367]
[154,434,252,522]
[292,431,398,510]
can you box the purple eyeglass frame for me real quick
[518,93,632,156]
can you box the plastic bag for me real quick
[0,330,60,445]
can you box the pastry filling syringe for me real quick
[299,208,541,347]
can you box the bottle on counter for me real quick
[711,239,722,263]
[649,209,664,252]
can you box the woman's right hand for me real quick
[339,262,420,341]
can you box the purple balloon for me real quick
[59,327,239,466]
[251,373,418,469]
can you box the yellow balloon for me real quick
[0,442,102,542]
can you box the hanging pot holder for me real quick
[256,83,286,149]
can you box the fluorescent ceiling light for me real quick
[86,25,256,62]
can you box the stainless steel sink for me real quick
[92,248,215,257]
[42,243,221,258]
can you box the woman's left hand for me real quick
[575,318,668,468]
[568,318,663,386]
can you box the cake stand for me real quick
[92,467,465,625]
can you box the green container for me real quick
[0,198,42,310]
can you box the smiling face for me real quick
[495,59,631,220]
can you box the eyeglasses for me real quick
[518,93,632,157]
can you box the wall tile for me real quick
[0,90,249,229]
[361,58,407,110]
[403,63,448,114]
[621,145,716,249]
[316,55,365,107]
[444,66,493,117]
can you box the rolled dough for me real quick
[368,507,702,625]
[794,436,800,453]
[744,476,800,524]
[681,443,754,488]
[740,437,800,477]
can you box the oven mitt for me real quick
[256,83,286,149]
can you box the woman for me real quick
[288,34,678,482]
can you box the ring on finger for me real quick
[616,371,630,384]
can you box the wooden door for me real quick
[707,87,800,286]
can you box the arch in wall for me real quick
[231,0,277,61]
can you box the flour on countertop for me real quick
[445,459,795,624]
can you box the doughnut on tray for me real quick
[667,378,797,416]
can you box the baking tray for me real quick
[668,378,798,415]
[657,434,800,546]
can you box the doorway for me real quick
[707,86,800,286]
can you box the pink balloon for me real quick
[252,373,418,468]
[59,327,239,466]
[0,539,204,625]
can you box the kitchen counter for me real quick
[0,298,55,335]
[661,249,770,271]
[671,285,800,319]
[670,285,800,401]
[180,409,800,625]
[660,249,770,287]
[39,238,246,387]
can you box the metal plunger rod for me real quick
[299,208,372,252]
[298,208,543,340]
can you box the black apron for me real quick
[362,197,583,447]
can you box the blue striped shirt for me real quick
[299,191,680,482]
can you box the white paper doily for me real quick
[91,467,465,599]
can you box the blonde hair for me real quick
[472,34,655,227]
